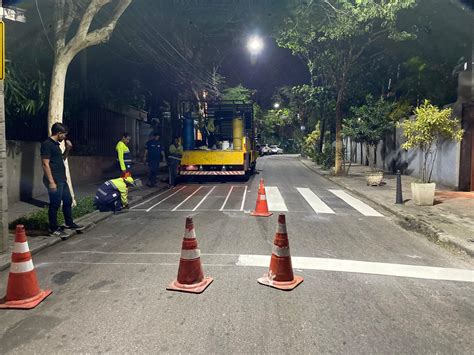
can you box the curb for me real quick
[0,184,169,271]
[299,157,473,257]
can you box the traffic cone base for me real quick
[250,210,273,217]
[257,275,303,291]
[166,276,213,294]
[0,289,52,310]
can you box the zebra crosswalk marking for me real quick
[296,187,335,214]
[329,189,384,217]
[265,186,288,211]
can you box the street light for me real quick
[273,102,280,109]
[247,35,264,56]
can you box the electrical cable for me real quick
[35,0,54,51]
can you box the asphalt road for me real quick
[1,155,473,354]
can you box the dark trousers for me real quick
[148,160,160,186]
[168,158,180,186]
[47,182,74,231]
[96,198,121,213]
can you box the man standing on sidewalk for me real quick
[144,132,165,187]
[41,123,82,238]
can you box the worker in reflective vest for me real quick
[94,172,135,212]
[116,132,132,173]
[168,136,183,186]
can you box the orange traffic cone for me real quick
[251,178,272,217]
[0,225,52,309]
[167,217,213,294]
[258,214,303,290]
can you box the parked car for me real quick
[260,144,271,155]
[269,145,283,154]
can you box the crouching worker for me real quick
[94,172,135,213]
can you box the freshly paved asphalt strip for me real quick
[145,186,186,212]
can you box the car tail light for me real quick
[184,165,198,171]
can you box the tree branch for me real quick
[66,0,132,59]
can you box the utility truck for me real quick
[178,100,257,178]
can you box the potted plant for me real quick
[343,96,395,184]
[398,100,463,205]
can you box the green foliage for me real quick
[5,64,48,118]
[342,95,396,168]
[9,197,96,231]
[220,84,255,103]
[394,56,458,106]
[343,95,396,144]
[398,100,464,182]
[257,106,304,147]
[302,128,320,159]
[314,144,336,170]
[278,0,416,173]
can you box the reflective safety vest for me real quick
[94,178,128,206]
[116,141,132,171]
[168,144,183,161]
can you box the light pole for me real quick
[0,2,26,251]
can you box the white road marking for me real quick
[171,186,203,211]
[296,187,335,214]
[49,251,474,283]
[146,186,186,212]
[237,255,474,283]
[240,185,248,211]
[37,261,232,267]
[220,186,234,211]
[192,186,216,211]
[131,188,173,209]
[61,251,241,256]
[329,189,384,217]
[265,186,288,211]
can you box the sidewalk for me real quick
[300,157,474,257]
[1,173,169,271]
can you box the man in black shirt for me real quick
[41,123,82,239]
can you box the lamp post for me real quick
[0,1,26,251]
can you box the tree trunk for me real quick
[48,57,70,127]
[0,81,8,252]
[318,117,325,154]
[334,91,344,175]
[47,55,77,205]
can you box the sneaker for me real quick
[50,229,69,240]
[64,223,84,230]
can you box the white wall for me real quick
[345,129,461,188]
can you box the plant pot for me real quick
[411,182,436,206]
[365,171,384,186]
